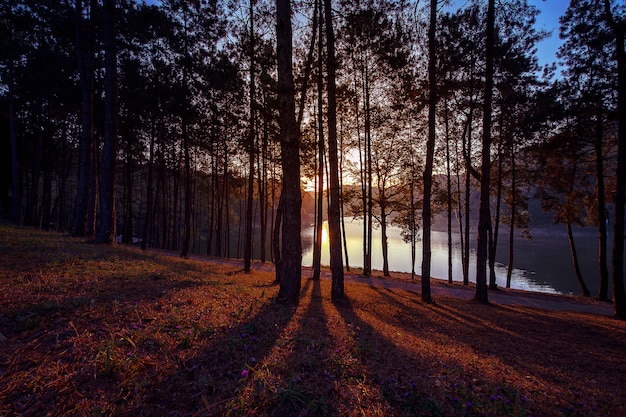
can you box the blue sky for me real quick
[142,0,569,70]
[529,0,569,70]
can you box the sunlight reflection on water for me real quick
[302,218,560,294]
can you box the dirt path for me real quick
[162,250,614,316]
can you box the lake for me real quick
[301,218,606,296]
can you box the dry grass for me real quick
[1,224,625,416]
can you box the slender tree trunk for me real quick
[95,0,118,244]
[410,157,417,280]
[489,128,504,289]
[421,0,437,303]
[365,70,373,277]
[72,0,95,237]
[57,124,70,231]
[324,0,344,297]
[381,201,390,277]
[141,118,155,251]
[567,222,590,297]
[41,139,52,230]
[312,0,324,281]
[123,133,133,244]
[209,143,216,256]
[244,0,256,272]
[463,88,473,286]
[475,0,495,304]
[25,129,42,226]
[506,145,516,288]
[181,120,192,257]
[7,2,20,225]
[259,100,268,263]
[445,96,453,283]
[276,0,302,304]
[594,106,609,301]
[339,114,350,272]
[87,133,98,237]
[604,0,626,318]
[224,143,230,257]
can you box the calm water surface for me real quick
[302,218,604,295]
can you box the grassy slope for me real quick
[0,224,625,417]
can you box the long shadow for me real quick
[330,293,443,416]
[350,286,626,415]
[120,271,301,416]
[0,251,298,416]
[236,277,336,416]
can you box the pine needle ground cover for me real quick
[1,224,625,416]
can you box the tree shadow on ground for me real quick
[357,285,626,416]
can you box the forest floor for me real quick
[1,224,625,417]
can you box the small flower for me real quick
[466,402,473,408]
[241,369,249,378]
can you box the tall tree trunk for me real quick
[57,123,70,231]
[489,127,504,289]
[180,119,192,257]
[41,139,52,230]
[141,118,155,251]
[87,133,98,237]
[122,134,133,244]
[72,0,95,237]
[339,114,350,272]
[325,0,344,297]
[506,145,516,288]
[96,0,118,244]
[25,129,42,226]
[276,0,302,304]
[594,105,609,301]
[363,70,374,275]
[312,0,324,281]
[244,0,256,272]
[567,222,590,297]
[445,96,453,284]
[475,0,495,304]
[381,198,390,277]
[421,0,437,303]
[259,99,268,263]
[7,2,20,224]
[462,82,474,286]
[604,0,626,318]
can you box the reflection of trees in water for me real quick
[302,218,604,296]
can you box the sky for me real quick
[143,0,570,71]
[528,0,570,71]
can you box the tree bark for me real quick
[567,222,590,297]
[506,145,516,288]
[244,0,256,272]
[475,0,495,304]
[324,0,344,297]
[312,0,324,281]
[421,0,437,303]
[604,0,626,318]
[72,0,95,237]
[95,0,118,244]
[276,0,302,304]
[141,118,155,251]
[594,105,609,301]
